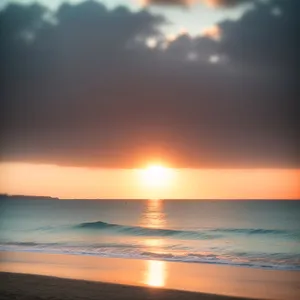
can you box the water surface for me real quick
[1,198,299,270]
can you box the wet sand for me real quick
[0,272,252,300]
[0,251,299,300]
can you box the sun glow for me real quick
[141,165,174,188]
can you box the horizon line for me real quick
[1,194,299,201]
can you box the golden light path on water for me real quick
[140,200,167,287]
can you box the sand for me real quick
[0,251,300,300]
[0,271,252,300]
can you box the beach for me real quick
[1,251,300,300]
[1,0,299,298]
[0,272,252,300]
[1,199,299,300]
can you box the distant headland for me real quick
[0,194,60,200]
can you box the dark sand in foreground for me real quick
[0,272,252,300]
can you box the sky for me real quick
[1,163,299,199]
[0,0,299,199]
[0,0,250,36]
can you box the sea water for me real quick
[0,198,299,270]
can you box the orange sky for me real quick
[0,162,299,199]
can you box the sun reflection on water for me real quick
[144,239,162,247]
[140,200,167,288]
[140,199,166,229]
[145,260,166,287]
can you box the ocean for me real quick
[0,198,299,270]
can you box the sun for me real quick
[141,165,174,188]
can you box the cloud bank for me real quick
[143,0,255,7]
[0,0,298,168]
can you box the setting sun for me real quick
[141,165,174,188]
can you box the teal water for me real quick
[0,198,299,270]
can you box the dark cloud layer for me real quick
[144,0,254,7]
[0,0,299,168]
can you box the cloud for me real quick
[140,0,194,7]
[142,0,255,7]
[201,25,221,40]
[202,0,254,7]
[219,0,300,68]
[0,0,298,168]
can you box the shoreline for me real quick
[1,248,299,272]
[1,251,300,300]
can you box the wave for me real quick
[75,220,299,240]
[211,228,291,235]
[76,221,219,240]
[1,242,299,271]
